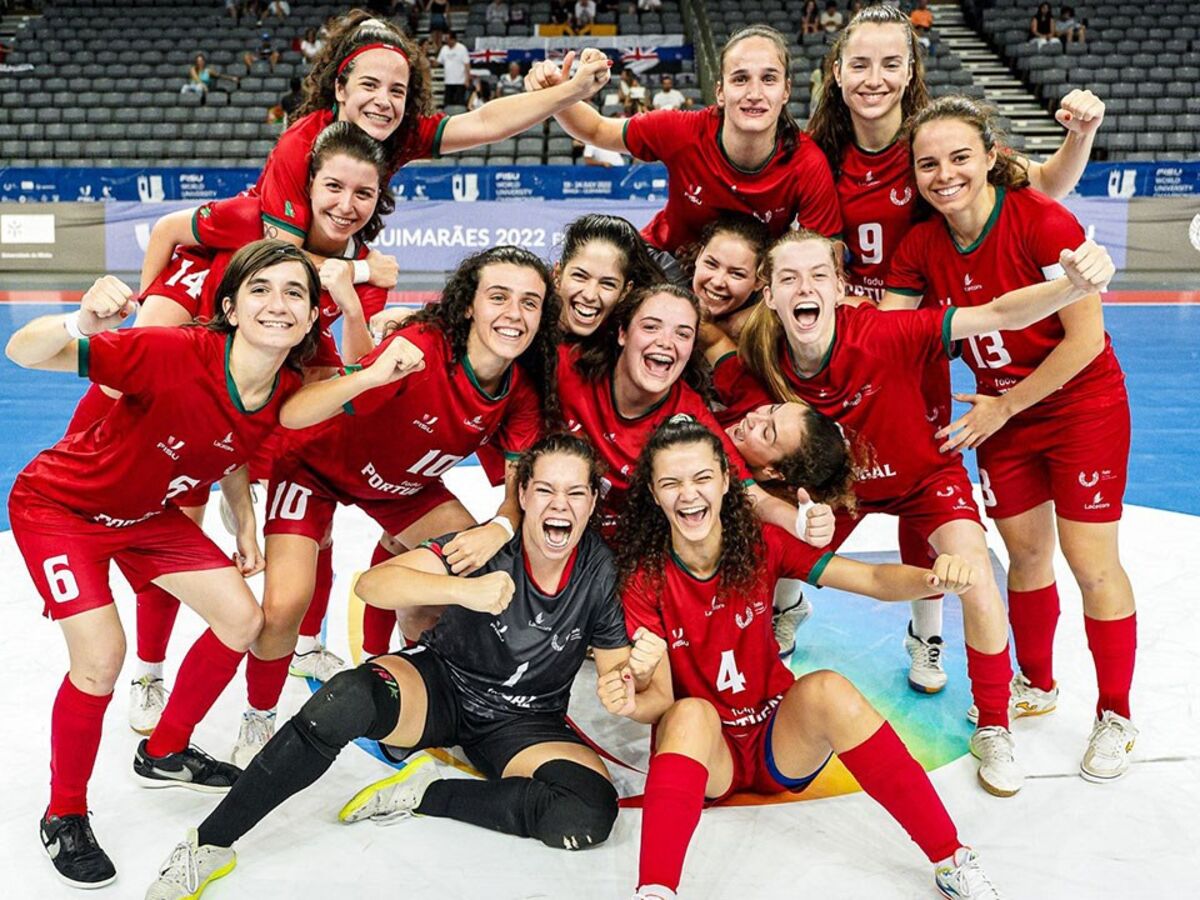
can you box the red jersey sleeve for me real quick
[257,111,331,240]
[1023,192,1086,278]
[307,331,343,369]
[711,352,772,421]
[792,140,844,238]
[620,570,666,641]
[621,108,692,164]
[78,326,198,397]
[494,373,543,459]
[764,525,834,586]
[192,195,265,251]
[856,304,954,368]
[884,225,931,298]
[394,113,450,167]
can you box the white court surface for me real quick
[1,468,1198,899]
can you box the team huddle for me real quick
[6,6,1138,900]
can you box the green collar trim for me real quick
[717,124,775,175]
[462,352,511,401]
[670,545,721,582]
[610,373,670,421]
[225,334,280,414]
[948,186,1005,255]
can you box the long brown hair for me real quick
[903,95,1030,190]
[766,405,858,515]
[308,121,396,244]
[807,4,932,177]
[717,25,801,159]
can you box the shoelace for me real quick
[243,712,275,745]
[160,840,198,890]
[975,728,1015,762]
[956,856,1000,897]
[1090,718,1129,758]
[57,815,98,856]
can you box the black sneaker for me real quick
[40,811,117,889]
[134,739,242,793]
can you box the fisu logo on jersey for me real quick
[156,435,186,460]
[413,414,438,434]
[670,627,689,649]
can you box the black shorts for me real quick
[379,645,585,779]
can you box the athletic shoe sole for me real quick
[907,676,948,695]
[40,828,116,890]
[186,855,237,898]
[975,770,1021,798]
[339,755,433,823]
[133,771,234,794]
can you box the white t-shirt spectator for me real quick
[575,1,597,25]
[583,143,626,167]
[652,88,686,110]
[437,41,471,87]
[486,1,509,25]
[300,38,323,61]
[820,9,844,32]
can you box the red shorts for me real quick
[140,245,217,318]
[263,455,458,543]
[919,356,953,433]
[8,482,233,620]
[192,194,264,250]
[832,464,982,551]
[710,706,830,802]
[977,393,1130,522]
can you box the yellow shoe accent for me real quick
[338,754,434,823]
[186,854,235,899]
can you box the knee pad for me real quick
[529,760,619,850]
[294,663,401,759]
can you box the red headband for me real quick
[337,42,409,77]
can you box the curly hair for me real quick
[767,404,858,515]
[308,121,396,244]
[574,283,715,406]
[902,94,1030,190]
[295,9,433,174]
[807,4,932,178]
[616,416,764,601]
[408,245,563,429]
[676,213,771,316]
[203,239,321,372]
[718,25,802,159]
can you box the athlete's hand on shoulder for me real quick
[569,48,612,98]
[462,570,516,615]
[363,334,425,386]
[926,554,975,594]
[797,489,835,548]
[935,392,1012,453]
[79,275,136,334]
[596,666,637,717]
[1060,239,1114,295]
[1055,89,1105,136]
[366,249,399,290]
[368,306,417,343]
[443,520,510,575]
[628,626,667,684]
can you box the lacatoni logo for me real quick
[212,432,235,452]
[528,611,552,632]
[491,621,509,642]
[864,169,874,184]
[463,413,486,431]
[1084,490,1110,511]
[703,595,727,617]
[156,435,185,460]
[963,272,983,292]
[413,414,438,433]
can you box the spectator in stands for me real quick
[809,65,824,112]
[1056,5,1086,44]
[181,53,239,98]
[652,73,686,110]
[437,30,471,107]
[509,4,528,26]
[639,0,663,14]
[266,0,291,23]
[300,27,324,63]
[467,76,494,111]
[820,1,844,34]
[575,0,597,28]
[847,0,864,15]
[499,60,526,96]
[487,0,509,26]
[225,0,243,26]
[243,32,282,74]
[910,0,934,51]
[280,76,303,122]
[1029,2,1060,47]
[400,0,422,37]
[801,1,821,37]
[427,0,451,44]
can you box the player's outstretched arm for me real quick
[595,637,675,726]
[6,275,135,372]
[524,50,628,154]
[355,546,517,615]
[949,239,1113,341]
[1026,89,1105,200]
[817,553,976,602]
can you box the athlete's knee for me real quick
[216,601,263,651]
[73,641,126,695]
[293,663,401,760]
[659,696,722,739]
[529,760,618,850]
[794,669,859,711]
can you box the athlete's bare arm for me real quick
[818,553,975,602]
[6,276,134,372]
[1025,89,1105,200]
[524,50,628,154]
[355,545,516,615]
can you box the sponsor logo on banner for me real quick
[137,174,165,202]
[0,213,55,243]
[452,173,480,202]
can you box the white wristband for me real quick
[352,259,371,284]
[795,499,815,543]
[63,310,88,340]
[489,516,515,539]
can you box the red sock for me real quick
[299,543,334,639]
[64,383,117,436]
[48,675,113,818]
[638,752,708,891]
[136,584,181,664]
[146,630,243,757]
[966,645,1012,730]
[839,722,961,862]
[1084,613,1136,719]
[362,543,397,656]
[1007,583,1059,691]
[245,652,292,711]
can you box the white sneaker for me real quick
[1080,710,1138,782]
[129,675,168,736]
[145,829,236,900]
[935,846,1003,899]
[967,673,1058,725]
[969,726,1023,797]
[231,708,276,769]
[288,643,346,682]
[633,886,678,900]
[904,622,948,694]
[773,595,813,657]
[218,483,259,537]
[338,754,440,824]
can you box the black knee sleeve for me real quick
[528,760,619,850]
[294,663,401,760]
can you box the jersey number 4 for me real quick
[716,649,747,695]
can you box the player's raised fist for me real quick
[465,570,516,615]
[524,58,561,91]
[1060,239,1115,295]
[628,627,667,683]
[365,249,399,289]
[368,306,417,343]
[319,258,355,296]
[365,334,425,385]
[1055,89,1105,136]
[570,47,612,97]
[79,275,135,334]
[596,667,637,717]
[926,554,975,594]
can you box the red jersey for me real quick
[285,323,541,503]
[710,350,773,428]
[623,525,831,726]
[556,344,752,532]
[776,304,959,505]
[623,106,842,254]
[837,140,922,303]
[18,328,300,525]
[887,186,1125,416]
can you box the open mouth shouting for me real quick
[542,516,574,551]
[674,503,710,532]
[791,300,821,332]
[642,350,677,380]
[569,301,602,328]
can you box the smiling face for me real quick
[716,35,791,138]
[519,452,596,562]
[725,402,809,478]
[557,239,628,336]
[912,117,996,219]
[225,260,319,352]
[692,232,761,318]
[335,47,410,141]
[616,291,698,398]
[835,22,913,128]
[763,238,843,352]
[306,153,381,252]
[466,261,545,366]
[650,441,729,545]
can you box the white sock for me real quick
[294,635,320,655]
[910,597,943,641]
[134,659,164,681]
[772,579,805,613]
